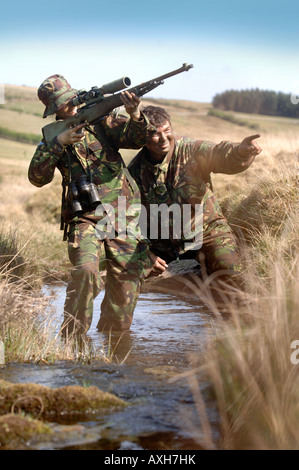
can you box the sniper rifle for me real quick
[41,63,194,143]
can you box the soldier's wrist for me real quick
[50,137,66,156]
[130,110,142,121]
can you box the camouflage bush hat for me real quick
[38,74,78,118]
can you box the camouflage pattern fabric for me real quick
[62,222,150,336]
[29,112,156,336]
[128,137,253,275]
[37,74,77,118]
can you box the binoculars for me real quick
[69,175,101,214]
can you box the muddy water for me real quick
[44,285,213,365]
[1,285,219,450]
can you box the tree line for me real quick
[212,88,299,118]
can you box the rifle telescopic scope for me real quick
[100,77,131,95]
[71,77,131,106]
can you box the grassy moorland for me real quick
[0,85,298,448]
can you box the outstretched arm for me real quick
[193,134,262,178]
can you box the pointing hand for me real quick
[238,134,262,161]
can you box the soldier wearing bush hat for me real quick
[38,74,78,118]
[29,74,161,340]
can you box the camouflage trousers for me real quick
[61,222,151,338]
[151,219,243,275]
[198,219,243,275]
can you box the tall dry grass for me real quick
[172,161,299,450]
[1,88,298,440]
[182,254,299,450]
[0,271,111,364]
[0,228,109,363]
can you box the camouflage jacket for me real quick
[128,137,255,256]
[28,112,156,235]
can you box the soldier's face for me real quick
[146,121,173,162]
[56,102,78,119]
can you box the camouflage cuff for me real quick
[133,111,156,134]
[48,136,66,156]
[233,143,250,161]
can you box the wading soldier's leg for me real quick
[198,220,243,276]
[97,236,151,331]
[62,223,105,338]
[196,220,246,314]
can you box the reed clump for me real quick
[0,227,104,363]
[180,163,299,450]
[222,166,298,241]
[189,257,299,450]
[0,275,107,363]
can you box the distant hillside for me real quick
[0,84,298,150]
[1,84,44,116]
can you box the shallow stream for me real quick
[1,285,219,450]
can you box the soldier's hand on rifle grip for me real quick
[57,123,86,146]
[120,91,141,121]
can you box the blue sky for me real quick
[1,0,298,102]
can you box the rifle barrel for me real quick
[145,63,193,84]
[41,63,194,143]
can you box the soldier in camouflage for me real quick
[128,105,262,281]
[28,75,158,338]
